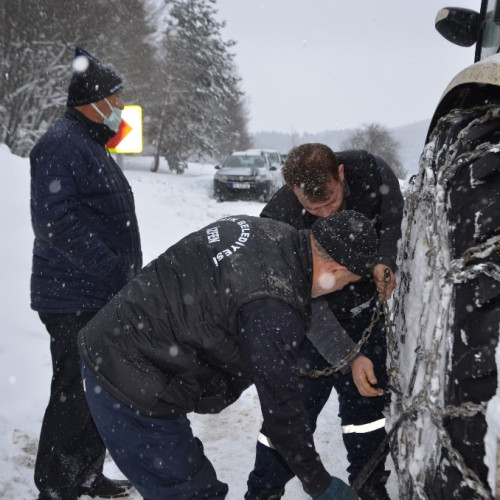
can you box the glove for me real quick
[311,476,358,500]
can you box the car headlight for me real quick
[255,174,267,182]
[216,175,228,182]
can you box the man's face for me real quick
[311,263,361,298]
[94,91,124,117]
[293,165,345,217]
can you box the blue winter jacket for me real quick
[30,108,142,313]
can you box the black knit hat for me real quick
[311,210,378,277]
[67,47,123,107]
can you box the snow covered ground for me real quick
[0,143,414,500]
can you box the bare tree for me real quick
[0,1,69,155]
[341,123,407,179]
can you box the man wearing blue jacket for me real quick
[30,48,142,499]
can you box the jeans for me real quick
[82,364,229,500]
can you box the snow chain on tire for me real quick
[388,103,500,499]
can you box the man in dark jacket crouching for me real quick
[79,211,380,500]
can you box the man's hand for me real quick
[351,355,383,397]
[372,264,396,300]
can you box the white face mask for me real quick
[91,98,122,132]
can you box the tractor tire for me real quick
[390,102,500,499]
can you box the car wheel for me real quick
[390,102,500,499]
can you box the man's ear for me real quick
[325,260,347,273]
[338,163,345,182]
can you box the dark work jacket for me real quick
[79,215,331,495]
[30,108,142,313]
[261,150,404,318]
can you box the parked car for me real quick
[243,148,286,166]
[257,148,283,166]
[390,2,500,499]
[213,150,283,202]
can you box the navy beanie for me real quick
[311,210,378,277]
[67,47,123,107]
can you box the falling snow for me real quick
[0,144,497,499]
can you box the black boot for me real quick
[354,470,391,500]
[79,476,134,498]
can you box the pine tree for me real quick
[1,0,250,163]
[213,69,252,159]
[151,0,243,173]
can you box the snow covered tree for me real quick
[341,123,407,179]
[212,72,252,159]
[151,0,244,173]
[1,0,249,164]
[0,0,156,157]
[0,1,69,156]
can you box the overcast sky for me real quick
[214,0,479,134]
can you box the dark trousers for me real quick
[81,364,228,500]
[35,312,106,500]
[246,300,389,497]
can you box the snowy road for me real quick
[0,150,398,499]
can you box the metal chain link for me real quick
[300,268,391,378]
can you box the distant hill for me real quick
[252,119,430,178]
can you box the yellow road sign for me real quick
[107,105,143,154]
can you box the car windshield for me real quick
[265,152,279,164]
[223,155,266,168]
